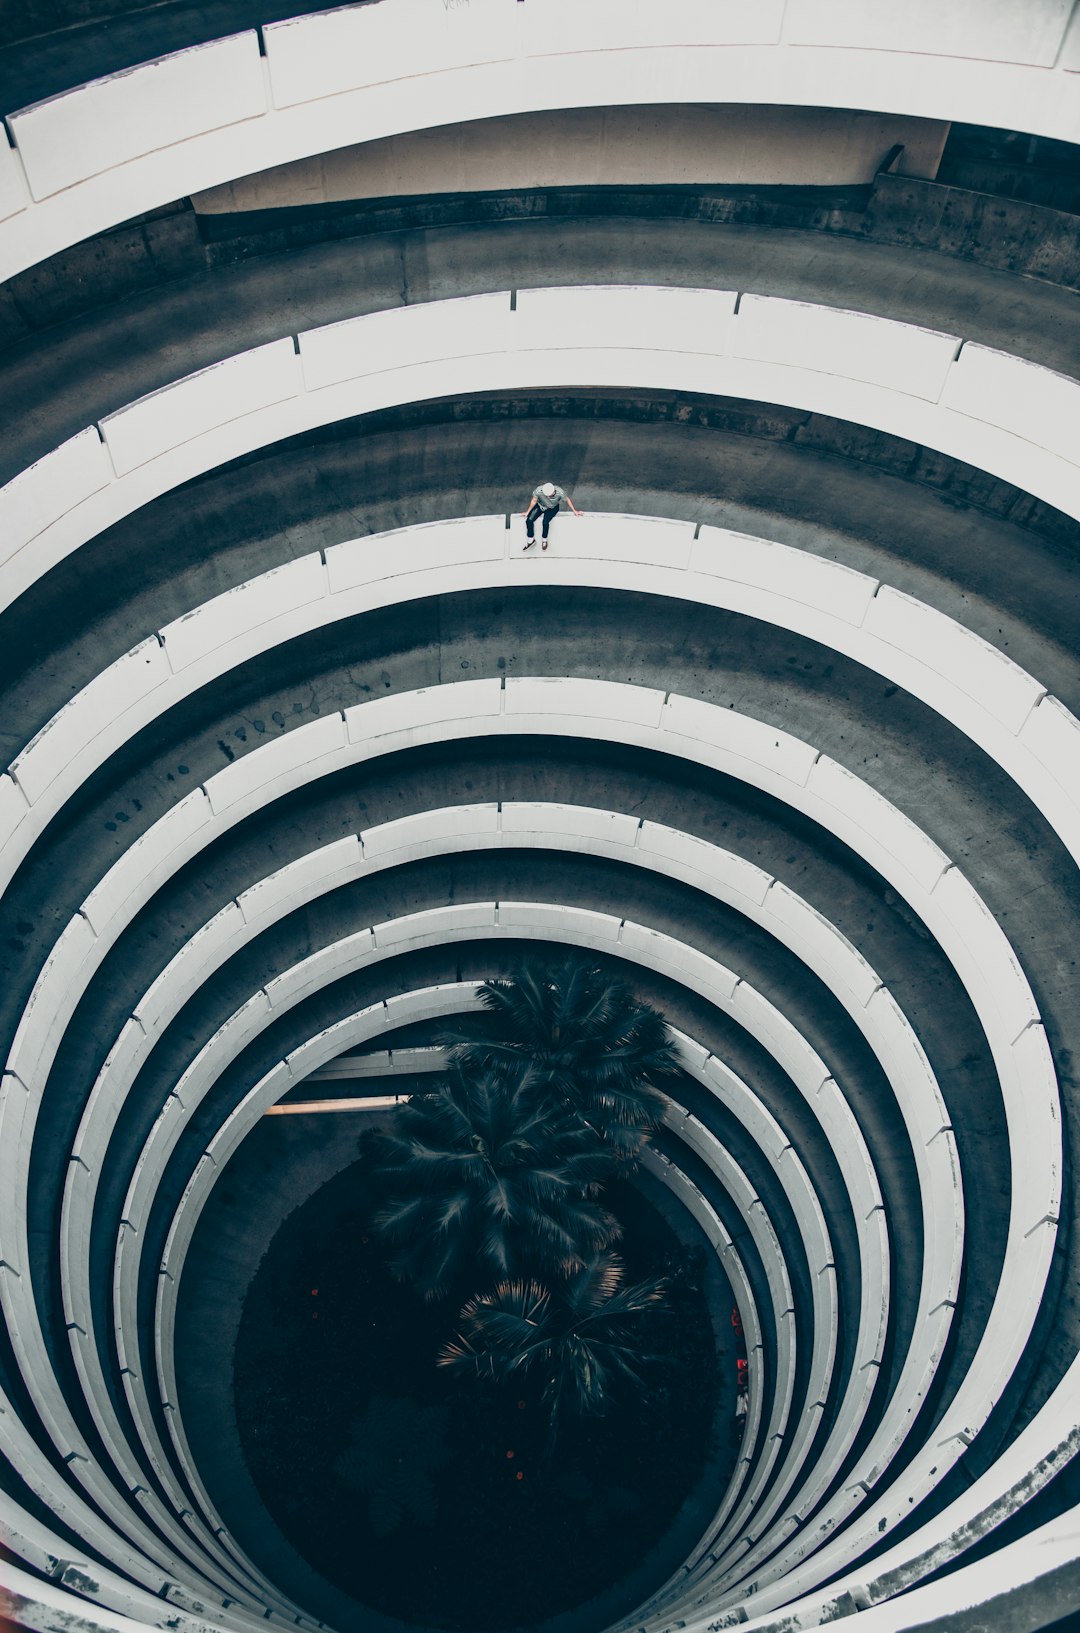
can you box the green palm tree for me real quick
[369,1067,621,1302]
[447,961,679,1161]
[438,1252,667,1428]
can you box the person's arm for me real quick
[567,494,584,515]
[521,493,536,516]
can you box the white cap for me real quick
[541,482,556,496]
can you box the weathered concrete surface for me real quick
[4,212,1080,478]
[2,407,1075,754]
[863,173,1080,288]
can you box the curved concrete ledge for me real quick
[6,510,1077,914]
[6,804,888,1627]
[1,0,1079,281]
[153,978,805,1569]
[2,678,1039,1393]
[97,810,904,1555]
[641,1148,766,1540]
[2,289,1080,634]
[142,901,966,1610]
[0,1493,268,1633]
[109,905,863,1551]
[4,669,1039,1600]
[0,303,1058,1633]
[0,513,1050,1525]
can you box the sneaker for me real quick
[523,537,534,550]
[541,538,549,550]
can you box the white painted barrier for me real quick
[100,342,302,478]
[3,293,1080,622]
[781,0,1073,64]
[6,672,1013,1502]
[0,1494,199,1631]
[0,1381,181,1604]
[11,640,171,807]
[863,588,1045,737]
[641,1146,766,1529]
[689,1053,839,1557]
[325,514,506,595]
[8,35,266,204]
[729,296,958,400]
[149,982,801,1581]
[3,2,1080,280]
[664,1108,798,1530]
[101,888,871,1553]
[102,885,885,1593]
[2,679,1052,1619]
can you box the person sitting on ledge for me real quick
[522,480,583,549]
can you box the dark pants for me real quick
[526,501,560,539]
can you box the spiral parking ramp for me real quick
[1,2,1079,1631]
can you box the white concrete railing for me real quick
[0,1491,264,1633]
[149,978,804,1554]
[0,496,1052,1567]
[641,1148,767,1536]
[6,796,887,1623]
[0,682,1019,1600]
[678,1495,1080,1633]
[102,820,895,1564]
[3,291,1080,635]
[1,0,1079,281]
[123,890,922,1591]
[0,669,1045,1423]
[0,1360,291,1631]
[101,904,833,1520]
[2,511,1076,988]
[150,984,791,1591]
[110,685,1061,1585]
[0,1557,294,1633]
[0,493,1058,1593]
[2,786,919,1617]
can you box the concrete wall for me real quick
[190,106,949,215]
[3,0,1080,282]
